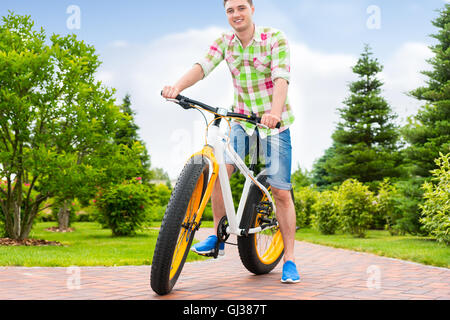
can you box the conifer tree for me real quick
[402,4,450,177]
[115,94,152,182]
[324,45,402,186]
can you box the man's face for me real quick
[225,0,254,33]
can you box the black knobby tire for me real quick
[237,175,288,275]
[150,155,209,295]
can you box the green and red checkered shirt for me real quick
[197,25,295,138]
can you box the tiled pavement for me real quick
[0,228,449,300]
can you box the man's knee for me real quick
[271,187,293,205]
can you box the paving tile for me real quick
[0,228,449,300]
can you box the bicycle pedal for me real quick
[255,202,273,215]
[198,252,215,258]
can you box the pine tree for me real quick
[402,5,450,177]
[311,144,336,190]
[116,94,140,147]
[116,94,152,181]
[324,45,403,187]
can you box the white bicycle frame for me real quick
[205,124,277,237]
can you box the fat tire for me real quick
[237,175,290,275]
[150,155,209,295]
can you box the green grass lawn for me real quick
[295,228,450,268]
[0,222,207,267]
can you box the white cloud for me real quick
[109,40,129,48]
[96,28,431,179]
[380,42,433,122]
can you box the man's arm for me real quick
[261,30,291,129]
[261,78,289,129]
[162,64,204,99]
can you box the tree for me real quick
[115,94,152,182]
[0,13,141,239]
[402,4,450,177]
[324,45,403,188]
[311,144,337,190]
[53,94,152,231]
[291,165,312,190]
[150,167,171,188]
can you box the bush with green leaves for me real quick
[420,153,450,245]
[338,179,376,238]
[150,184,171,207]
[311,189,341,235]
[388,178,426,235]
[294,187,318,228]
[95,180,151,236]
[373,179,396,230]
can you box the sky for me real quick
[0,0,446,179]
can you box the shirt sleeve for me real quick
[270,31,291,83]
[196,34,226,79]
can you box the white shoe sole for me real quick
[190,247,225,256]
[281,278,300,284]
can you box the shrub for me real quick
[338,179,376,238]
[294,187,318,228]
[389,178,426,235]
[150,183,172,207]
[311,190,340,235]
[373,179,396,230]
[95,180,151,236]
[420,153,450,245]
[145,205,167,223]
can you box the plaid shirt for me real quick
[197,25,295,138]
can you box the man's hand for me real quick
[162,86,181,99]
[261,112,281,129]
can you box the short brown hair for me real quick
[223,0,253,7]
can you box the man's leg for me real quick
[190,165,234,256]
[262,129,300,282]
[191,123,249,256]
[271,187,296,263]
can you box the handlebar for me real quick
[161,91,281,129]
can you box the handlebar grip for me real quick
[160,90,186,102]
[255,117,281,129]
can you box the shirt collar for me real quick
[253,25,265,43]
[232,25,264,46]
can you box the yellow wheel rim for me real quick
[254,191,284,265]
[169,173,204,280]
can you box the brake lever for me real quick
[256,123,270,130]
[164,98,180,103]
[164,97,192,110]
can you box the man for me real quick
[162,0,299,283]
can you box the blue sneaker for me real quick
[191,235,225,256]
[281,260,300,283]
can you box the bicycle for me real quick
[150,93,288,295]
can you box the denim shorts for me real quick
[224,123,293,191]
